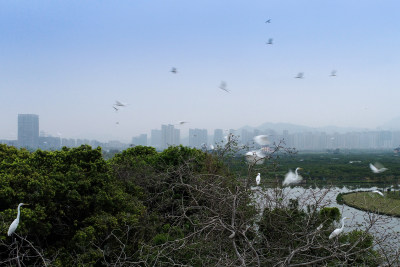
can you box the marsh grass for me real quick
[343,192,400,217]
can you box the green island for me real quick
[339,191,400,217]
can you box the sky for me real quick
[1,0,400,142]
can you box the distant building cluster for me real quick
[1,114,400,152]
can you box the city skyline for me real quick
[1,1,400,142]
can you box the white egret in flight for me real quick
[245,150,266,165]
[369,163,388,173]
[372,190,384,197]
[256,173,261,186]
[8,203,29,236]
[329,217,349,239]
[115,100,128,107]
[254,135,270,146]
[283,167,303,186]
[219,81,229,93]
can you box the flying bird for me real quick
[283,167,303,186]
[330,70,337,77]
[219,81,229,93]
[8,203,29,236]
[171,67,177,74]
[256,173,261,186]
[265,19,271,23]
[113,106,119,112]
[372,190,384,197]
[369,163,388,173]
[266,38,273,45]
[115,101,128,107]
[295,72,304,79]
[329,217,349,239]
[254,135,270,146]
[178,121,189,125]
[245,150,266,165]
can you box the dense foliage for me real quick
[0,144,387,266]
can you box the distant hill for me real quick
[238,122,367,134]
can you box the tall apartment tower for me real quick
[18,114,39,149]
[189,128,208,148]
[213,129,224,145]
[161,124,180,149]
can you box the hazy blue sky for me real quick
[1,1,399,142]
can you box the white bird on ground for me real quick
[283,167,303,186]
[369,163,388,173]
[254,135,270,146]
[295,72,304,79]
[245,150,266,165]
[329,217,349,239]
[372,190,384,197]
[8,203,29,236]
[256,173,261,186]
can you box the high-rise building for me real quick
[161,124,180,149]
[213,129,223,145]
[18,114,39,149]
[132,134,148,146]
[189,128,208,148]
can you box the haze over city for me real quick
[1,1,400,142]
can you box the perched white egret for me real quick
[369,163,388,173]
[256,173,261,186]
[372,190,384,197]
[316,223,323,231]
[245,150,266,165]
[329,217,349,239]
[8,203,28,236]
[283,167,303,186]
[253,135,270,146]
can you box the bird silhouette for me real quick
[295,72,304,79]
[219,81,229,92]
[330,70,337,77]
[266,38,273,45]
[171,67,177,74]
[265,19,271,23]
